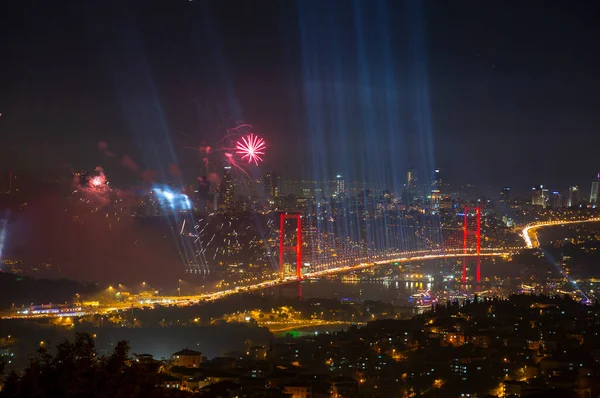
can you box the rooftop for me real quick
[173,348,202,356]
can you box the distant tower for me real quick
[272,172,281,198]
[335,175,345,197]
[499,187,511,211]
[220,165,235,208]
[406,169,419,204]
[590,173,600,205]
[198,176,211,211]
[462,206,482,283]
[430,169,441,210]
[568,186,580,208]
[551,191,562,209]
[532,185,548,208]
[263,172,273,200]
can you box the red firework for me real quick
[235,134,266,165]
[90,175,106,188]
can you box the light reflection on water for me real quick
[276,279,431,305]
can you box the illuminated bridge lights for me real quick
[2,251,520,320]
[521,217,600,249]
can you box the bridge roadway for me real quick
[7,217,600,320]
[2,249,516,320]
[521,217,600,248]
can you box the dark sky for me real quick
[1,0,599,197]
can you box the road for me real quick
[521,217,600,248]
[7,216,600,320]
[2,250,516,320]
[259,320,365,333]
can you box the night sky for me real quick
[1,1,599,196]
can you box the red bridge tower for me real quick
[279,212,302,280]
[462,206,482,283]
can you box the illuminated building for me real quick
[551,191,562,209]
[197,176,211,211]
[531,185,548,208]
[568,186,579,208]
[430,169,441,210]
[263,172,281,200]
[499,187,510,211]
[590,173,599,205]
[220,165,235,208]
[171,349,204,368]
[335,174,345,197]
[272,172,281,198]
[405,169,419,205]
[263,172,273,200]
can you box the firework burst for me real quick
[90,175,105,188]
[235,134,266,165]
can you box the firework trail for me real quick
[224,153,251,180]
[218,124,254,145]
[174,124,270,274]
[179,214,210,274]
[180,124,265,180]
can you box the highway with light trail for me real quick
[521,217,600,248]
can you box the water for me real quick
[277,279,430,305]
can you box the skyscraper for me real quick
[532,185,548,208]
[335,175,345,197]
[430,169,441,210]
[272,172,281,198]
[220,165,235,208]
[590,173,600,205]
[263,172,273,200]
[568,186,580,208]
[197,176,211,211]
[406,169,419,205]
[551,191,562,209]
[499,187,511,211]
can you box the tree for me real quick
[0,333,192,398]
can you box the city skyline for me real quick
[3,2,600,398]
[0,1,599,192]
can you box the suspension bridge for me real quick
[7,213,600,320]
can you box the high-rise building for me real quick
[551,191,562,209]
[568,186,579,208]
[590,173,600,205]
[406,169,419,205]
[430,169,441,210]
[263,172,273,200]
[220,165,235,208]
[197,176,211,211]
[499,187,511,212]
[335,175,345,197]
[532,185,548,208]
[272,172,281,198]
